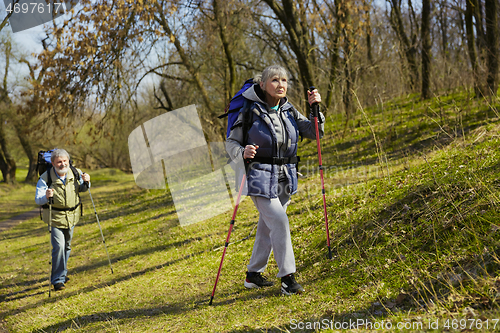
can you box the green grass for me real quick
[1,88,500,332]
[0,168,38,223]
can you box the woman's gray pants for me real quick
[247,181,295,278]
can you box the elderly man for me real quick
[35,149,90,291]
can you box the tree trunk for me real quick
[474,0,487,52]
[364,0,374,66]
[342,57,353,120]
[465,0,483,97]
[262,0,316,101]
[325,30,340,109]
[14,122,37,183]
[438,0,450,89]
[0,39,16,183]
[474,0,488,91]
[421,0,431,100]
[438,1,448,59]
[313,0,341,109]
[25,154,38,183]
[0,117,16,184]
[342,1,354,118]
[485,0,499,96]
[389,0,419,90]
[213,0,237,102]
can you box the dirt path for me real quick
[0,208,39,233]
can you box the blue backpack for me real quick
[37,150,55,178]
[218,79,255,139]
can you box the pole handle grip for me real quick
[82,172,89,187]
[308,86,319,119]
[48,194,54,205]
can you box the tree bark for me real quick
[14,121,37,183]
[474,0,487,52]
[312,0,341,109]
[0,116,16,184]
[485,0,499,96]
[465,0,483,97]
[0,39,16,183]
[213,0,237,102]
[364,0,374,66]
[341,1,354,118]
[438,0,449,61]
[421,0,431,100]
[388,0,419,90]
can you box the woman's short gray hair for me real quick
[51,149,70,163]
[254,65,289,84]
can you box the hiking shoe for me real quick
[53,283,65,291]
[244,272,274,289]
[281,274,304,295]
[65,276,70,283]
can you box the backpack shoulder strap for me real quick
[70,165,81,191]
[240,99,253,145]
[281,102,299,119]
[286,105,304,141]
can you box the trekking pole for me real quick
[209,174,247,306]
[48,196,53,297]
[309,86,332,260]
[84,177,114,274]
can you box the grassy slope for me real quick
[1,89,500,332]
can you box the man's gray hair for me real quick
[254,65,289,84]
[51,149,70,163]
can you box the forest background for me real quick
[0,0,498,184]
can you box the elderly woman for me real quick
[226,65,324,295]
